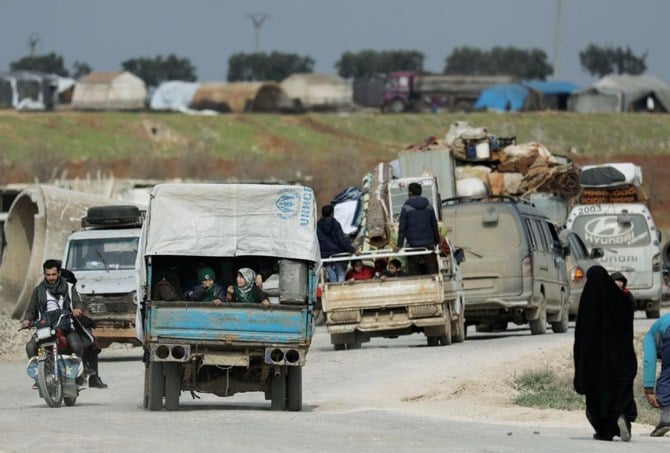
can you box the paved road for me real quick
[0,312,666,452]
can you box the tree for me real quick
[579,44,647,77]
[71,61,92,79]
[444,46,553,80]
[335,50,424,79]
[9,52,69,76]
[227,52,314,82]
[121,54,197,87]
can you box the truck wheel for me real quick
[390,99,405,113]
[426,336,439,347]
[147,362,164,411]
[451,301,466,343]
[646,308,661,319]
[344,333,362,350]
[143,363,149,408]
[333,343,345,351]
[287,367,302,412]
[270,368,287,411]
[550,306,569,333]
[529,304,547,335]
[164,362,181,411]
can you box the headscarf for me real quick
[234,268,256,303]
[574,265,637,396]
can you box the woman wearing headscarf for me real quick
[226,267,271,309]
[573,265,638,441]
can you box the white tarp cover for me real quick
[143,183,319,262]
[149,80,200,111]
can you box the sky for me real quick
[2,0,669,87]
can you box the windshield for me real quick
[570,214,651,248]
[66,237,139,271]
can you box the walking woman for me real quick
[573,265,638,441]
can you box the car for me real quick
[559,230,603,319]
[441,196,570,335]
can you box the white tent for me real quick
[569,74,670,113]
[72,71,147,110]
[149,80,200,112]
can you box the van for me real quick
[565,203,663,318]
[441,196,570,335]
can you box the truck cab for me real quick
[63,205,143,347]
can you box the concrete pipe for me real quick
[0,184,116,319]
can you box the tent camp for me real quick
[189,82,287,113]
[280,73,353,111]
[72,71,147,110]
[569,74,670,113]
[474,80,579,112]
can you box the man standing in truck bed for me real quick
[395,182,440,275]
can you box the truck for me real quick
[382,71,517,113]
[320,246,465,349]
[62,205,144,348]
[136,183,319,411]
[321,174,465,348]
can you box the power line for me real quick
[246,13,270,53]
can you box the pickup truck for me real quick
[137,183,319,411]
[320,246,465,349]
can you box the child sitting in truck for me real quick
[226,267,271,309]
[345,259,375,284]
[379,259,406,281]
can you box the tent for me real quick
[72,71,147,110]
[474,80,579,112]
[569,74,670,113]
[149,80,200,112]
[0,71,58,110]
[280,73,353,111]
[189,82,287,113]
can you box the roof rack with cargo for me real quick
[441,195,534,207]
[82,205,144,228]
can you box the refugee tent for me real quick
[569,74,670,113]
[474,80,578,112]
[280,73,353,111]
[190,82,287,113]
[149,80,201,112]
[72,71,147,110]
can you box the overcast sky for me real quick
[2,0,668,86]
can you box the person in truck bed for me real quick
[379,259,406,281]
[185,267,225,305]
[345,259,375,283]
[226,267,271,308]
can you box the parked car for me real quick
[441,196,570,335]
[559,230,603,319]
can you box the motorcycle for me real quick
[22,312,84,407]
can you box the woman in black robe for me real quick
[574,265,638,441]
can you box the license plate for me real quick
[36,327,52,340]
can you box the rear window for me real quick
[451,211,520,250]
[570,214,651,248]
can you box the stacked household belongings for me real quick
[579,162,647,204]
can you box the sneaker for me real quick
[617,415,631,442]
[650,422,670,437]
[88,376,108,389]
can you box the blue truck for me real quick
[136,183,320,411]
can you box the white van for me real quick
[565,203,663,318]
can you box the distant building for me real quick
[72,71,147,110]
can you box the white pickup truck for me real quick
[320,246,465,349]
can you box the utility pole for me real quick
[247,13,270,53]
[553,0,563,79]
[28,32,41,56]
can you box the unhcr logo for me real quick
[276,189,300,220]
[275,188,313,226]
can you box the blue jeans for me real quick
[325,262,348,283]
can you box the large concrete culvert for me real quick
[0,184,117,319]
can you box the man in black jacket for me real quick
[395,182,440,275]
[317,204,358,282]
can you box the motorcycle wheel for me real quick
[38,356,63,408]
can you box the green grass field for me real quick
[1,110,670,225]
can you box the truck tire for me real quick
[287,367,302,412]
[451,299,466,343]
[147,362,164,411]
[529,302,547,335]
[85,205,142,226]
[390,99,405,113]
[270,368,287,411]
[646,300,661,319]
[164,362,181,411]
[426,336,439,347]
[550,304,569,333]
